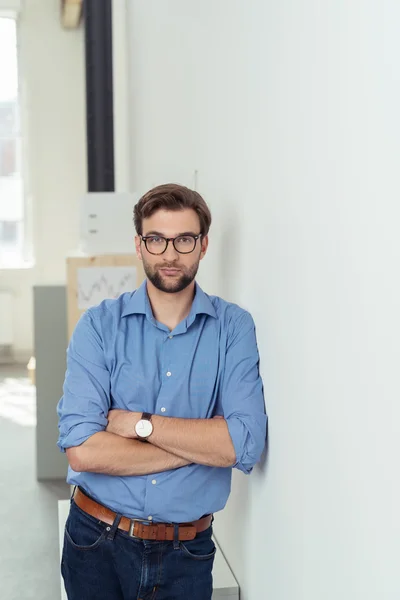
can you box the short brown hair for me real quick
[133,183,212,236]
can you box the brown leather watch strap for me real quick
[73,488,212,541]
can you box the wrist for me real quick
[134,412,154,441]
[131,412,141,439]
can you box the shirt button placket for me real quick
[160,335,172,419]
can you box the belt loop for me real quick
[173,523,180,550]
[107,513,122,541]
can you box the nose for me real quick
[163,239,180,261]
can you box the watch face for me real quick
[136,419,153,438]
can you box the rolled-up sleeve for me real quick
[222,311,267,474]
[57,309,110,452]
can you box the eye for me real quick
[176,236,192,244]
[148,236,163,243]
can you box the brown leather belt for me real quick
[73,488,212,542]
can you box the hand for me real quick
[106,409,141,439]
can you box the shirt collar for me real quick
[190,282,217,319]
[121,280,150,318]
[121,280,217,320]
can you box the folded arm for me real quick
[107,410,235,468]
[148,414,235,467]
[66,431,190,476]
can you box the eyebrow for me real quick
[143,231,199,237]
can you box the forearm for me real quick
[66,431,191,476]
[148,416,236,468]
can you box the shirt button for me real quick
[152,479,157,485]
[166,371,172,377]
[161,407,166,413]
[169,335,173,339]
[148,516,153,521]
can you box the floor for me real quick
[0,364,70,600]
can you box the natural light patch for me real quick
[0,377,36,427]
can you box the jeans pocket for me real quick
[179,529,217,561]
[64,503,107,551]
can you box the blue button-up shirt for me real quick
[57,281,267,522]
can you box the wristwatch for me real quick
[135,412,153,441]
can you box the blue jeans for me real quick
[61,499,216,600]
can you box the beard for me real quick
[142,258,200,294]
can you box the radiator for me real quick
[0,290,14,361]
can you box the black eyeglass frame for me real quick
[140,234,202,255]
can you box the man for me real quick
[57,183,267,600]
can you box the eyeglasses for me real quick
[140,234,202,255]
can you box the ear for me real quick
[200,235,209,260]
[135,235,143,261]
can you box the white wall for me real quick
[0,0,21,11]
[128,1,400,599]
[0,0,85,357]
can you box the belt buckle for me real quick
[128,517,152,538]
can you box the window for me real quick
[0,15,28,267]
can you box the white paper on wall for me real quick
[80,192,138,255]
[77,266,137,309]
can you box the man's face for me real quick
[135,208,208,294]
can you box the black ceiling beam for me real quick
[84,0,115,192]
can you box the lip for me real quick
[160,268,181,276]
